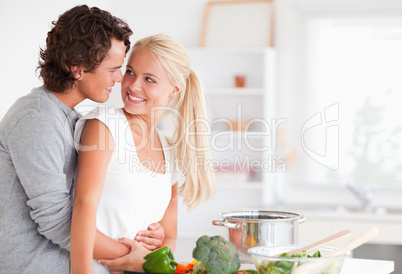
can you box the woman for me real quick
[71,33,216,273]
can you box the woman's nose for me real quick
[129,77,142,91]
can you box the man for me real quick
[0,5,134,273]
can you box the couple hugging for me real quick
[0,5,215,274]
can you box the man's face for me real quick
[76,38,126,103]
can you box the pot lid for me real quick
[220,210,304,222]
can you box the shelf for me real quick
[205,87,264,95]
[217,180,263,190]
[182,48,275,198]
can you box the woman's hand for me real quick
[98,238,149,274]
[135,222,165,250]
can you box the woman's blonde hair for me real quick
[133,33,215,211]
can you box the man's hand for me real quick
[135,222,165,250]
[98,238,149,274]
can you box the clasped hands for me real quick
[99,223,165,273]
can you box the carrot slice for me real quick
[174,263,191,273]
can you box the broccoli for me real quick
[192,235,241,274]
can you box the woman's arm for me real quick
[159,183,179,251]
[135,222,165,250]
[94,229,130,260]
[99,184,179,271]
[71,119,127,273]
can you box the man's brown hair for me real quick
[38,5,133,93]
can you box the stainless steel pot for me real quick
[212,210,306,263]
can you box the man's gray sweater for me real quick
[0,86,79,273]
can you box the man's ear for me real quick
[71,66,83,80]
[169,86,181,98]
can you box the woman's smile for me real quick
[127,92,147,103]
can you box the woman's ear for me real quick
[169,86,181,98]
[71,66,83,80]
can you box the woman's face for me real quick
[121,46,179,117]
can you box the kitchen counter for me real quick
[341,258,394,274]
[176,236,394,274]
[174,259,394,274]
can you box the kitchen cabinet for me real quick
[186,47,277,194]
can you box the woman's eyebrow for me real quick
[126,65,160,80]
[144,72,160,80]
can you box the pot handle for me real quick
[298,214,306,223]
[212,219,240,229]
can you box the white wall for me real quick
[0,0,210,118]
[0,0,107,118]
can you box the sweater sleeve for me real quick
[7,112,72,250]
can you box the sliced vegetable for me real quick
[174,263,191,273]
[236,270,258,274]
[257,251,321,274]
[174,260,198,273]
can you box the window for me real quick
[284,13,402,190]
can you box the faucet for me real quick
[343,181,374,211]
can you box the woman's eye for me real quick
[125,69,134,76]
[146,77,155,83]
